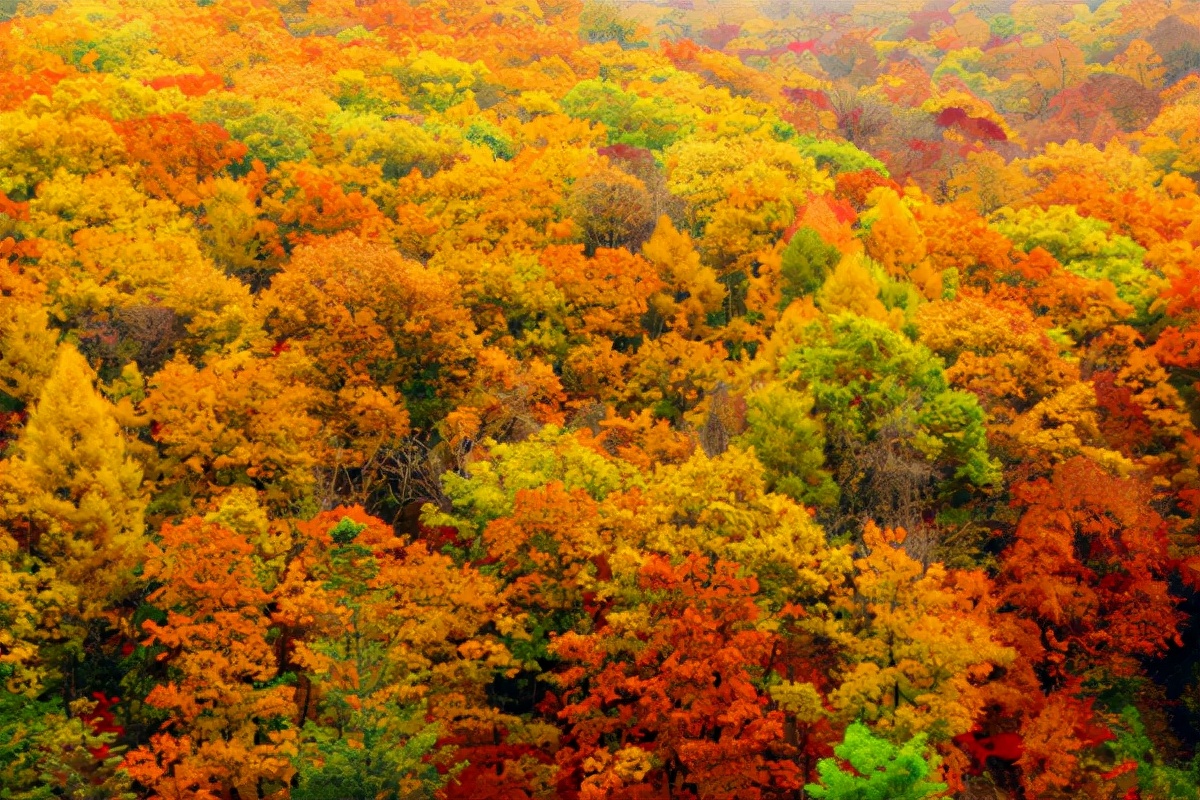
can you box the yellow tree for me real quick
[0,345,145,618]
[640,215,725,339]
[816,255,898,326]
[862,189,943,300]
[0,302,58,407]
[1111,39,1166,90]
[830,523,1014,743]
[142,347,323,514]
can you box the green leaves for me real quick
[561,79,696,150]
[792,136,891,178]
[738,382,839,507]
[292,704,448,800]
[805,722,947,800]
[780,227,843,306]
[991,205,1159,314]
[782,314,1000,491]
[329,517,368,546]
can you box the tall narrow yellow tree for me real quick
[0,345,146,618]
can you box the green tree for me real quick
[780,227,843,307]
[991,205,1159,314]
[781,315,999,532]
[792,136,891,177]
[738,382,838,507]
[561,80,696,150]
[290,518,450,800]
[805,722,947,800]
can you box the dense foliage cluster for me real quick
[2,0,1200,797]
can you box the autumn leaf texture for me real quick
[3,0,1200,798]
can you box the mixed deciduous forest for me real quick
[1,0,1200,796]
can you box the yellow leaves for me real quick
[581,745,656,792]
[769,680,826,724]
[623,446,851,601]
[641,215,725,338]
[622,331,729,421]
[0,345,145,617]
[143,347,322,510]
[541,244,664,339]
[1003,382,1125,471]
[664,133,831,267]
[917,294,1079,417]
[0,108,126,199]
[1107,330,1193,438]
[816,254,899,326]
[862,187,927,282]
[22,169,259,350]
[0,533,77,695]
[946,150,1038,216]
[333,380,411,457]
[1023,139,1163,195]
[197,175,283,281]
[1110,38,1165,89]
[831,521,1014,740]
[0,301,57,404]
[467,346,566,435]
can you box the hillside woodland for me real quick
[2,0,1200,797]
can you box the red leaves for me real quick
[549,555,798,800]
[0,68,67,112]
[440,741,553,800]
[783,87,832,110]
[1102,760,1140,780]
[115,113,247,206]
[934,107,1009,142]
[84,693,124,760]
[1000,457,1181,677]
[1091,369,1159,455]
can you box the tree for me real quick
[568,166,657,254]
[561,80,696,151]
[781,314,1000,535]
[541,244,665,342]
[997,457,1181,682]
[0,345,144,619]
[115,114,248,208]
[549,554,800,799]
[275,509,532,800]
[831,523,1013,741]
[805,722,948,800]
[122,517,298,799]
[915,295,1124,473]
[142,347,323,513]
[283,517,452,800]
[779,227,842,307]
[737,382,838,508]
[862,189,927,281]
[815,257,896,325]
[991,205,1160,314]
[640,215,725,338]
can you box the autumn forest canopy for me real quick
[4,0,1200,797]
